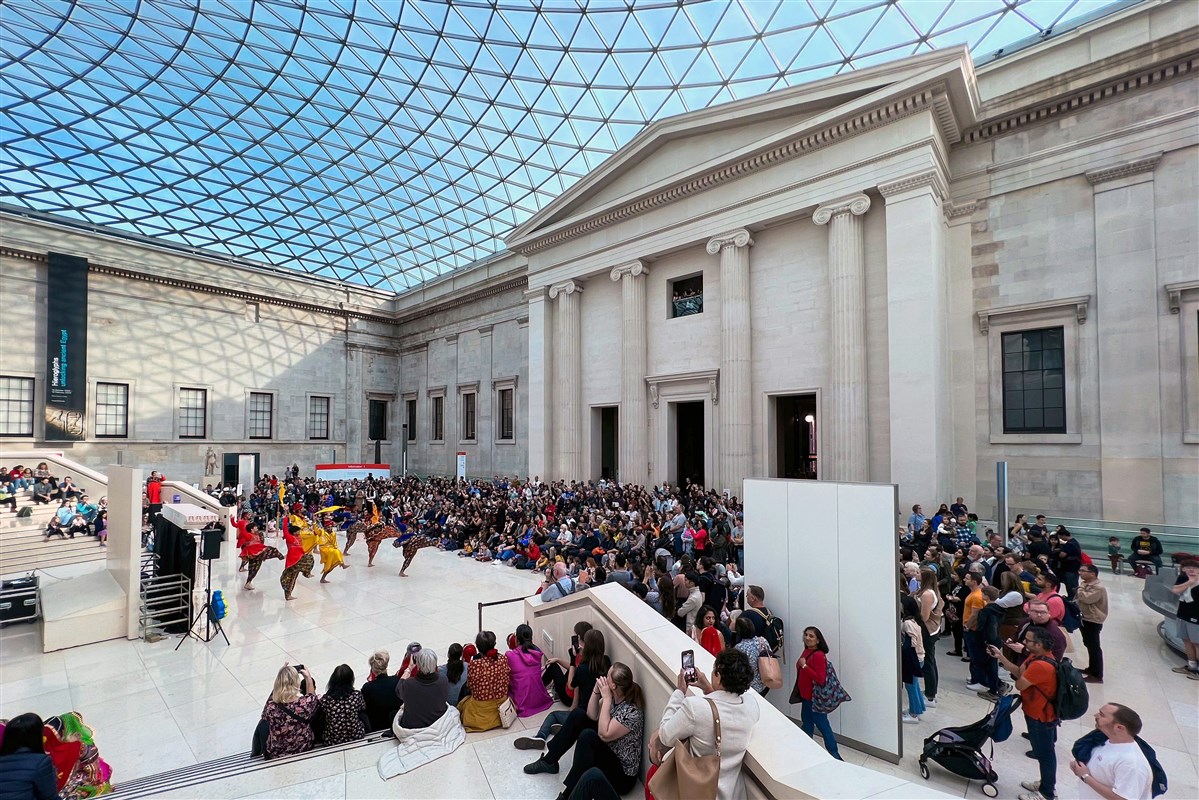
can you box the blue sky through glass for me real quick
[1,0,1122,291]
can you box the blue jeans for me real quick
[964,631,983,684]
[537,709,571,740]
[800,699,841,759]
[904,680,925,715]
[1026,716,1057,799]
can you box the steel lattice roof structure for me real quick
[1,0,1125,292]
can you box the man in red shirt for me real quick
[991,627,1058,800]
[146,471,164,523]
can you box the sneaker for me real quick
[977,690,1002,702]
[1171,665,1198,674]
[523,758,559,775]
[1189,671,1199,681]
[549,723,562,735]
[999,681,1013,694]
[1018,791,1050,800]
[514,737,546,750]
[924,697,937,708]
[901,713,920,724]
[966,682,986,691]
[1021,781,1041,792]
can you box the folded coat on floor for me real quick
[377,704,466,780]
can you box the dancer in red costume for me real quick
[279,517,315,601]
[236,516,283,590]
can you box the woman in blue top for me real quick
[0,713,59,800]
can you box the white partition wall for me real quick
[744,478,902,762]
[107,465,143,640]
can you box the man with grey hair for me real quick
[394,648,450,731]
[539,561,576,603]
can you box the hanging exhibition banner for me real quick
[456,452,467,480]
[45,252,89,441]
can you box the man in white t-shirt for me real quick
[1070,703,1153,800]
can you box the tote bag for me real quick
[498,697,518,729]
[758,640,783,690]
[811,660,852,714]
[647,698,721,800]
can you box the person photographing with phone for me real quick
[986,628,1059,800]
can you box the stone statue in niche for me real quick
[204,447,218,476]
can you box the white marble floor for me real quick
[1,548,1196,799]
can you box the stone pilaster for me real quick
[524,287,553,481]
[611,260,649,486]
[345,343,364,461]
[549,279,584,480]
[706,229,753,496]
[814,193,871,482]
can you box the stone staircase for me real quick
[0,487,108,578]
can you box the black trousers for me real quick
[543,662,570,703]
[562,729,637,799]
[544,706,597,767]
[1081,619,1104,679]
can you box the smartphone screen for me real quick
[571,634,579,650]
[408,643,421,656]
[681,650,696,684]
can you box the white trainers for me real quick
[965,682,986,691]
[924,697,937,708]
[901,713,920,724]
[1017,792,1049,800]
[1020,781,1041,792]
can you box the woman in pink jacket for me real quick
[506,624,553,716]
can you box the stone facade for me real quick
[1,1,1195,525]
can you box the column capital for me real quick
[813,193,871,225]
[547,279,584,299]
[705,228,754,255]
[610,259,649,282]
[878,170,948,203]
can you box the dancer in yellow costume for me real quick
[316,520,349,583]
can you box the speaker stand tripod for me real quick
[176,554,229,649]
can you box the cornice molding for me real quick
[963,55,1195,144]
[391,276,528,325]
[1166,280,1199,314]
[977,295,1090,335]
[705,229,754,255]
[878,170,949,202]
[548,279,583,298]
[812,193,871,225]
[610,260,649,282]
[511,87,948,256]
[645,369,720,408]
[945,198,987,219]
[1085,153,1163,186]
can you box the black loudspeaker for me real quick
[200,528,223,560]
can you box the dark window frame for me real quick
[431,395,444,442]
[0,376,35,437]
[669,273,704,319]
[308,395,330,440]
[248,392,273,439]
[1001,326,1067,434]
[94,381,129,438]
[368,399,388,442]
[498,387,515,441]
[405,398,416,442]
[461,392,476,441]
[178,387,207,439]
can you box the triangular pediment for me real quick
[506,47,977,252]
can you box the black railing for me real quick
[477,594,529,633]
[672,294,703,317]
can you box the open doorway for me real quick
[675,401,705,486]
[222,452,260,487]
[775,394,817,479]
[591,406,619,480]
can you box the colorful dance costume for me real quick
[279,522,314,599]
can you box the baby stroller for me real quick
[919,694,1021,797]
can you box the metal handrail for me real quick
[477,594,530,633]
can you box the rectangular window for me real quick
[462,392,476,441]
[368,399,388,441]
[0,376,34,437]
[498,387,515,441]
[94,382,129,438]
[406,398,416,441]
[431,396,444,441]
[1002,327,1066,433]
[308,396,330,440]
[179,388,207,438]
[248,392,273,439]
[670,274,704,318]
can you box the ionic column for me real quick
[814,193,871,482]
[549,280,584,480]
[706,229,754,496]
[611,260,650,486]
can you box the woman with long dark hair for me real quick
[457,630,512,732]
[507,623,553,716]
[319,664,366,744]
[439,643,469,706]
[557,662,645,799]
[0,712,58,799]
[523,629,611,775]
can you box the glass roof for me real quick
[1,0,1120,292]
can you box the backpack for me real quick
[17,506,32,518]
[1032,655,1089,720]
[1071,729,1168,798]
[1061,596,1082,633]
[749,607,785,654]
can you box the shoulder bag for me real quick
[648,697,722,800]
[758,639,783,690]
[811,660,852,714]
[498,696,518,729]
